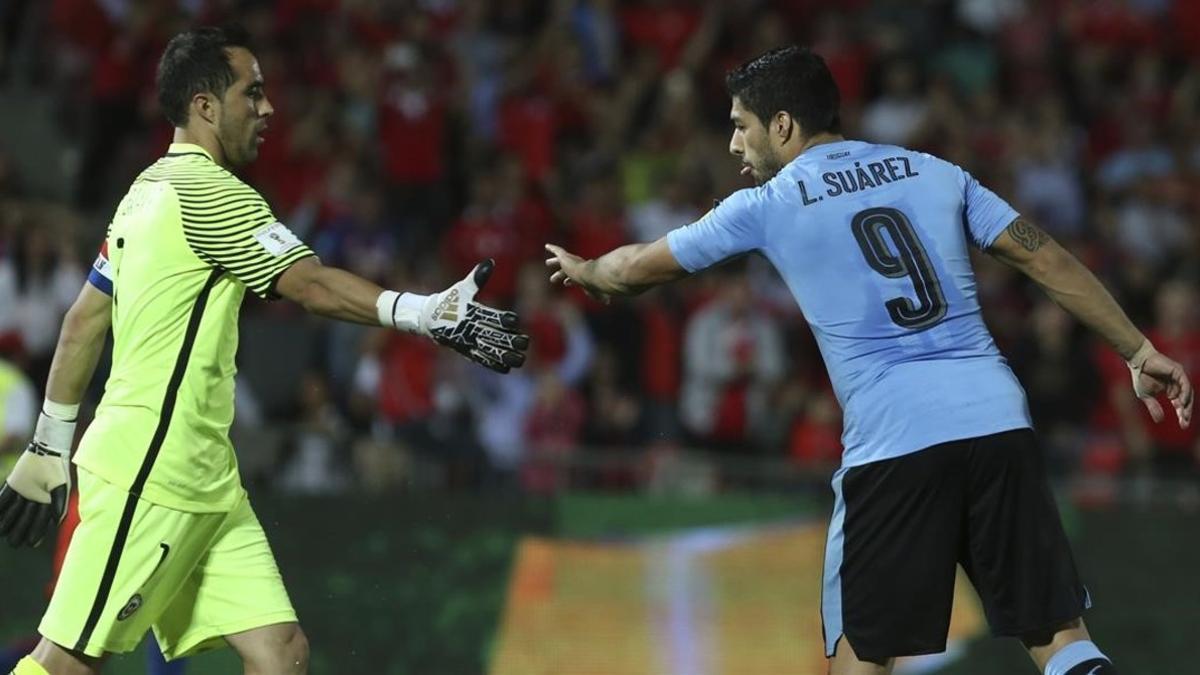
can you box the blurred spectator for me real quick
[681,268,785,452]
[0,222,84,385]
[522,371,586,493]
[1010,300,1100,473]
[787,390,843,473]
[1012,105,1087,238]
[313,177,400,282]
[469,264,594,487]
[0,357,35,477]
[566,168,630,263]
[860,59,927,146]
[277,372,352,495]
[627,166,705,242]
[1097,118,1174,194]
[570,0,621,85]
[956,0,1024,35]
[443,166,533,304]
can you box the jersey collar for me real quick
[165,143,214,161]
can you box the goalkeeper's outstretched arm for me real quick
[276,257,529,373]
[988,217,1193,428]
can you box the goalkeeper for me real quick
[0,25,527,675]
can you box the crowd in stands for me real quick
[0,0,1198,498]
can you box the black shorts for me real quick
[820,428,1090,663]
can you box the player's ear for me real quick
[774,111,795,144]
[193,92,217,125]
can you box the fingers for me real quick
[468,303,521,331]
[467,304,531,354]
[473,340,526,370]
[27,503,55,547]
[0,496,27,544]
[468,258,496,294]
[0,484,16,514]
[50,484,68,524]
[1174,370,1193,429]
[475,325,530,352]
[9,501,45,548]
[467,348,510,374]
[1142,395,1165,423]
[545,245,572,285]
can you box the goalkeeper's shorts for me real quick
[39,468,297,660]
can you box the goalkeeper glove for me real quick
[377,259,530,373]
[0,401,76,547]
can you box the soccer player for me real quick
[545,46,1192,675]
[0,26,528,675]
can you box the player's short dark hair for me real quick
[726,45,841,136]
[156,26,252,127]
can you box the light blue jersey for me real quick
[667,140,1032,467]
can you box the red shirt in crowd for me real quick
[619,3,702,70]
[376,333,438,425]
[379,83,447,185]
[1094,330,1200,453]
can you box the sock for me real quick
[13,656,49,675]
[1044,640,1118,675]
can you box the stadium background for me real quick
[1,0,1199,673]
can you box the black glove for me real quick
[0,409,74,547]
[386,259,530,373]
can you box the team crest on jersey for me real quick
[117,593,143,621]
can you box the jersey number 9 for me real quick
[851,207,947,330]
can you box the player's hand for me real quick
[544,244,611,304]
[0,411,75,547]
[416,260,529,373]
[1128,342,1193,428]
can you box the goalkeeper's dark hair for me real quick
[726,45,841,136]
[157,26,253,127]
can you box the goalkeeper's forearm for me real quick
[45,284,113,405]
[276,257,437,333]
[278,257,386,325]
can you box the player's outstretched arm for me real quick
[275,257,529,373]
[0,283,111,547]
[544,238,689,302]
[988,217,1193,428]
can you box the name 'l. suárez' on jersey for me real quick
[798,156,920,205]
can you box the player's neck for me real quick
[795,132,846,158]
[172,128,228,168]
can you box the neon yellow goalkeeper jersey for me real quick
[74,143,314,512]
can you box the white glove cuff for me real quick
[376,290,430,335]
[34,399,78,453]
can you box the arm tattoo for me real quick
[1007,218,1050,253]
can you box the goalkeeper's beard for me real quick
[216,114,261,167]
